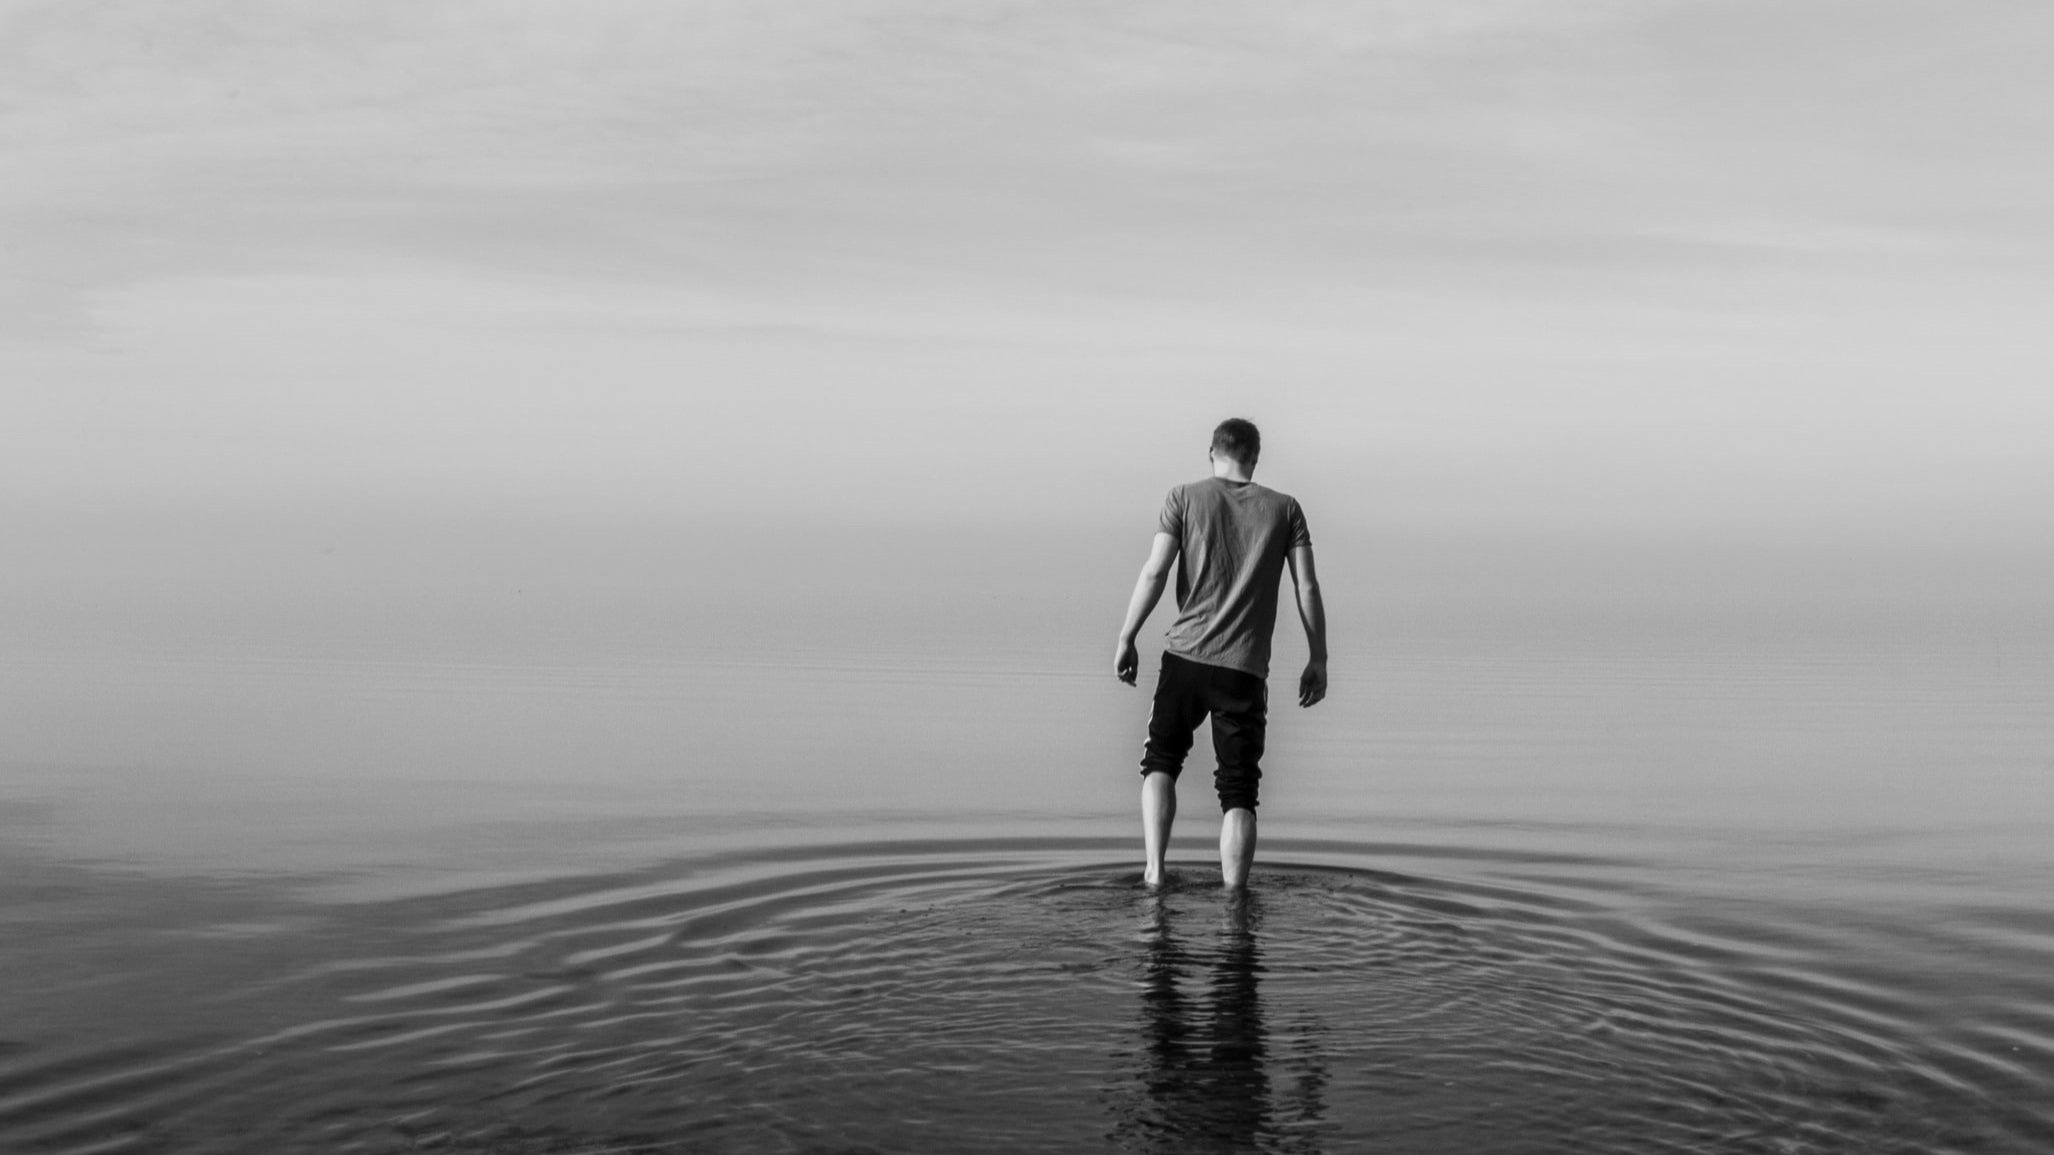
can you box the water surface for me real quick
[3,595,2051,1152]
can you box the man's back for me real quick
[1159,477,1311,679]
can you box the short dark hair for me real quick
[1211,418,1261,464]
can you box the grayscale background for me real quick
[4,4,2052,1153]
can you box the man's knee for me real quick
[1139,734,1192,779]
[1213,762,1261,812]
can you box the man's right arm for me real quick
[1288,543,1328,707]
[1115,532,1180,684]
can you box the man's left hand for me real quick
[1298,660,1327,708]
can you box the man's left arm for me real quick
[1288,543,1327,707]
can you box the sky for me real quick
[4,0,2051,581]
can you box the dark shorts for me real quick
[1138,651,1268,812]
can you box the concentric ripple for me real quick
[2,836,2051,1154]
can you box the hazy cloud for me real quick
[3,0,2049,538]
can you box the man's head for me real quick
[1210,418,1261,468]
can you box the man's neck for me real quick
[1211,461,1255,483]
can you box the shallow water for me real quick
[5,828,2054,1154]
[4,601,2053,1152]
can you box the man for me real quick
[1115,418,1327,889]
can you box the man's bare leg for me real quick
[1220,807,1256,890]
[1141,771,1177,886]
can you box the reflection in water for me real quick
[1116,890,1328,1152]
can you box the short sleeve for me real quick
[1158,487,1184,540]
[1287,500,1311,549]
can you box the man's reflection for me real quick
[1116,890,1295,1152]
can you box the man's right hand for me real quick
[1115,639,1140,685]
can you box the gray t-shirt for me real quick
[1158,477,1313,679]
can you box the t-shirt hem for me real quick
[1163,645,1268,680]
